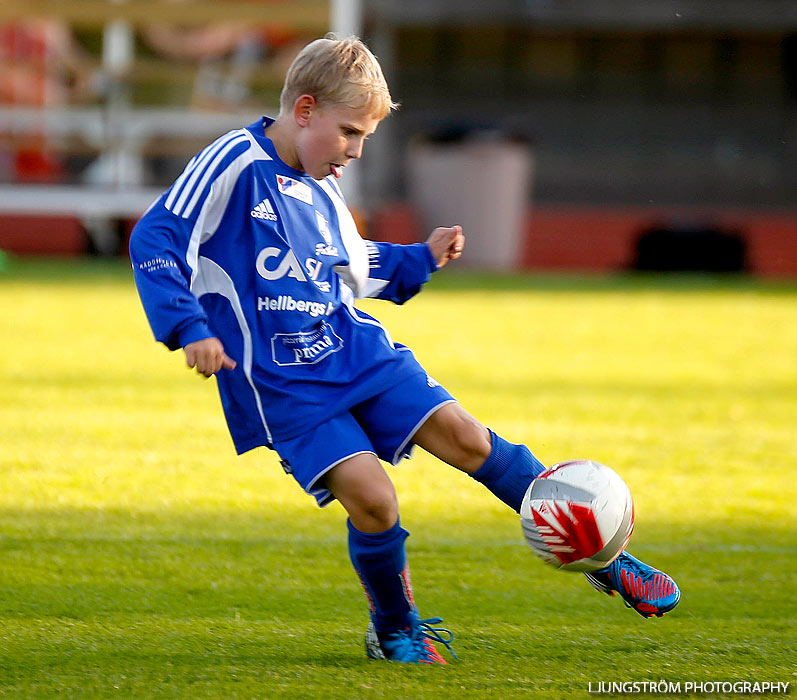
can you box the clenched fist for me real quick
[426,225,465,268]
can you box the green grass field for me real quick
[1,258,795,699]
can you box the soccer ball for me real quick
[520,460,634,572]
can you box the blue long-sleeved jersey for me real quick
[130,117,438,451]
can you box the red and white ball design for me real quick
[520,460,635,572]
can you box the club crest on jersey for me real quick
[276,175,313,205]
[315,211,332,244]
[314,210,339,256]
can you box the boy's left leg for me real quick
[413,403,680,617]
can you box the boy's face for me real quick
[296,101,380,180]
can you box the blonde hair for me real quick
[279,34,398,120]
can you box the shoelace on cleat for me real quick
[415,617,458,661]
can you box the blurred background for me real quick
[0,0,795,275]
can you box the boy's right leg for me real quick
[323,454,415,635]
[322,455,453,664]
[273,410,454,662]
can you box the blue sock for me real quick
[470,430,546,513]
[347,518,416,634]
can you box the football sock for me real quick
[347,518,416,635]
[470,430,546,513]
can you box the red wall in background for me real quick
[370,203,797,277]
[0,215,86,255]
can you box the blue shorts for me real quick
[271,370,455,507]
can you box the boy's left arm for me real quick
[364,226,464,304]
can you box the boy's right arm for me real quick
[184,337,237,378]
[129,206,226,371]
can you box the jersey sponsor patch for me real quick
[270,322,343,366]
[276,175,313,205]
[137,256,179,273]
[257,294,331,318]
[256,247,306,281]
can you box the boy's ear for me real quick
[294,94,317,127]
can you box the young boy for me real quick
[129,35,680,665]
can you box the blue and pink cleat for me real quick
[365,615,457,664]
[585,551,681,618]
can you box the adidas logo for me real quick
[251,198,278,221]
